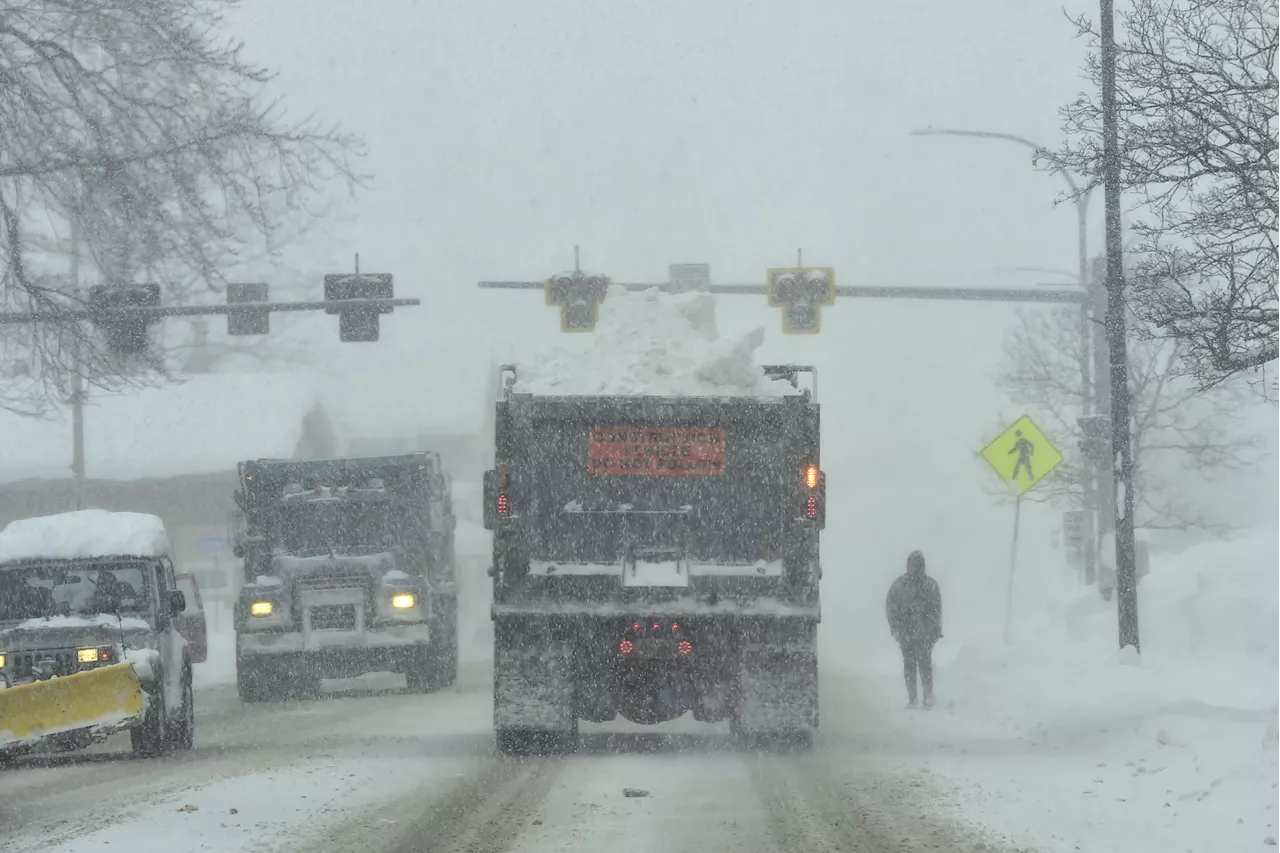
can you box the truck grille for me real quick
[308,604,358,631]
[5,649,78,680]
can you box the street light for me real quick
[910,126,1104,586]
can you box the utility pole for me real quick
[69,218,85,511]
[910,127,1101,585]
[1100,0,1140,651]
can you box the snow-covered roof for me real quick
[511,286,800,398]
[0,373,319,484]
[0,510,170,563]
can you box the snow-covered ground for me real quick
[827,531,1279,853]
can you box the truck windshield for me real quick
[0,562,152,621]
[273,500,396,555]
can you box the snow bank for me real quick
[908,531,1279,852]
[0,510,170,563]
[511,285,800,397]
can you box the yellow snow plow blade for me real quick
[0,663,144,750]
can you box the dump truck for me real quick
[233,453,458,701]
[0,510,195,759]
[482,364,826,753]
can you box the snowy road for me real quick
[0,666,1025,853]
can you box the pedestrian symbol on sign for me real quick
[1009,430,1035,481]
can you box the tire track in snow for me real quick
[294,756,563,853]
[748,750,1032,852]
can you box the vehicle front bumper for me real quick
[236,622,431,657]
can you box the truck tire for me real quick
[236,657,275,703]
[167,671,195,752]
[495,720,578,756]
[403,646,435,693]
[131,681,169,757]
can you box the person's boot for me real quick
[922,692,935,709]
[906,693,918,709]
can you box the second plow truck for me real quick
[483,364,826,754]
[233,453,458,701]
[0,510,194,759]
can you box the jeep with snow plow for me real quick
[483,364,826,754]
[0,510,195,759]
[232,453,458,702]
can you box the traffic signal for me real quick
[324,273,394,342]
[227,282,269,336]
[545,270,610,332]
[1077,415,1112,464]
[88,283,161,355]
[767,267,836,334]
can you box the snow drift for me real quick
[512,285,800,398]
[0,510,170,563]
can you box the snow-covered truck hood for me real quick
[265,551,400,585]
[0,614,154,653]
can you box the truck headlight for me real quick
[250,601,274,617]
[0,653,5,669]
[391,593,416,610]
[77,648,99,663]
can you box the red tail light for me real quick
[678,641,693,655]
[620,640,633,654]
[496,493,509,517]
[806,495,818,519]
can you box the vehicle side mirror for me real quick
[169,590,186,616]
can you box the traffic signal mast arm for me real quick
[0,297,420,325]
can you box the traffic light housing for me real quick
[545,270,610,332]
[1077,415,1112,464]
[324,273,394,342]
[88,283,161,355]
[227,282,269,336]
[767,267,836,334]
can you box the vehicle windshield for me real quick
[272,499,398,556]
[0,562,152,622]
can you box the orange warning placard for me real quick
[588,427,727,476]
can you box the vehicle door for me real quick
[155,558,187,713]
[174,573,207,663]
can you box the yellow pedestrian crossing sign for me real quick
[981,414,1064,496]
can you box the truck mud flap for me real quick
[0,663,145,752]
[735,632,819,735]
[494,622,574,731]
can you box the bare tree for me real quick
[0,0,365,412]
[1050,0,1278,387]
[994,304,1266,532]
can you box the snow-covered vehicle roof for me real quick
[0,510,170,564]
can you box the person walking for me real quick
[885,550,943,709]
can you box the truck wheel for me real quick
[495,722,577,756]
[403,646,435,693]
[131,683,169,757]
[167,671,195,752]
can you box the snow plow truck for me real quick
[0,510,195,759]
[233,453,458,701]
[483,364,826,754]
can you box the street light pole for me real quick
[911,127,1101,584]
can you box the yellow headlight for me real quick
[0,653,6,669]
[250,601,274,616]
[77,647,99,663]
[391,593,416,610]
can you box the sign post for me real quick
[980,414,1065,642]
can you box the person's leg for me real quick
[920,642,935,707]
[901,644,918,705]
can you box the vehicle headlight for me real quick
[391,593,416,610]
[0,653,6,669]
[77,647,99,663]
[250,601,274,617]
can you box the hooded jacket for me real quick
[886,551,942,645]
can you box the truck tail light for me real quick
[496,493,509,517]
[804,464,819,490]
[620,640,633,654]
[806,495,818,519]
